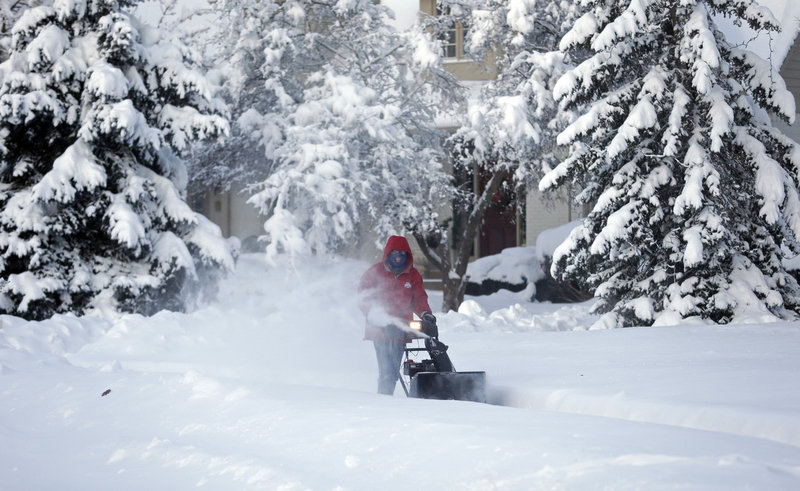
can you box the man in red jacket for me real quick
[358,235,436,395]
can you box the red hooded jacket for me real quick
[358,236,432,343]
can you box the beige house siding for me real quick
[525,187,589,249]
[772,117,800,143]
[193,188,263,244]
[781,38,800,99]
[778,37,800,143]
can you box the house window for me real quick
[436,3,459,59]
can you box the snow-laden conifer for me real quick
[541,0,800,326]
[210,0,462,264]
[0,0,234,319]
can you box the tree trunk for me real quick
[411,166,510,312]
[441,274,468,312]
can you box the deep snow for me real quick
[1,253,800,490]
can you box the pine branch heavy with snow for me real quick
[1,0,39,63]
[0,0,234,319]
[541,0,800,326]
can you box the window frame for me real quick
[434,2,462,60]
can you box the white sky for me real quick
[381,0,421,30]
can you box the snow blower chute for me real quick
[398,318,486,403]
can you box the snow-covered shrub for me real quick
[464,246,543,296]
[0,0,234,320]
[532,221,592,302]
[541,0,800,326]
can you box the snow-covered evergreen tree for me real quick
[0,0,234,320]
[540,0,800,326]
[209,0,462,264]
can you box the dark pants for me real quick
[373,341,405,395]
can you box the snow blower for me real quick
[398,318,486,403]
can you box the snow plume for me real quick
[212,0,460,265]
[542,0,800,326]
[0,1,235,320]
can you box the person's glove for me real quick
[421,312,438,338]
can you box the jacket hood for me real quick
[382,235,414,272]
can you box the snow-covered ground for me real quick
[2,253,800,490]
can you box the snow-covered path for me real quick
[475,324,800,447]
[1,254,800,490]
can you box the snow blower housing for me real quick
[399,319,486,403]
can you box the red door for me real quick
[479,172,517,257]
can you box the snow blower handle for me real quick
[421,312,438,338]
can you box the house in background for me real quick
[414,0,589,261]
[193,0,800,270]
[189,187,263,249]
